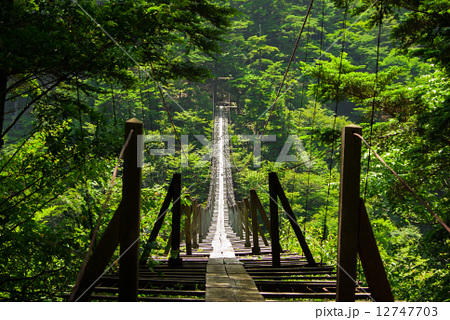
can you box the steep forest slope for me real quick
[0,0,449,301]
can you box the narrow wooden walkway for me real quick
[203,110,264,301]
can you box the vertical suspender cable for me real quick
[304,0,325,231]
[291,20,312,206]
[110,83,117,125]
[138,72,146,128]
[323,0,348,242]
[363,1,383,200]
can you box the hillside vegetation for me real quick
[0,0,449,301]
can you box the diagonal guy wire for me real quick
[257,0,379,121]
[74,181,197,302]
[255,182,376,302]
[70,0,186,112]
[354,132,450,234]
[72,129,134,295]
[72,0,214,184]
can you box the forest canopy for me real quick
[0,0,449,301]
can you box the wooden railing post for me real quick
[230,205,237,234]
[199,206,203,243]
[119,118,143,302]
[185,202,192,256]
[250,190,260,254]
[243,198,251,248]
[193,201,199,249]
[336,125,362,302]
[169,173,182,267]
[237,204,243,239]
[269,172,281,267]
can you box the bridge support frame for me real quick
[69,118,143,302]
[119,118,143,302]
[336,125,362,301]
[269,172,316,267]
[139,173,183,267]
[336,125,394,302]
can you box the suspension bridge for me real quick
[67,104,394,302]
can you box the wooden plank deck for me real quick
[206,258,264,302]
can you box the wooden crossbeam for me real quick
[140,178,175,265]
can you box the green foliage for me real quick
[1,0,450,302]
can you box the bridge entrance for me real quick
[68,113,392,302]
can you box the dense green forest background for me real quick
[1,0,449,301]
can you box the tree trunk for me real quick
[0,72,7,149]
[0,0,13,149]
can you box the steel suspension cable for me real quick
[259,0,315,139]
[323,0,348,242]
[354,133,450,234]
[363,1,383,200]
[154,72,211,185]
[73,128,134,294]
[305,2,325,232]
[230,0,316,173]
[290,17,312,213]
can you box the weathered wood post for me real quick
[271,172,315,266]
[250,190,261,254]
[185,202,192,255]
[254,193,271,237]
[203,205,209,237]
[269,172,281,267]
[243,198,251,248]
[119,118,143,302]
[237,204,243,239]
[358,198,394,301]
[230,204,237,234]
[169,173,182,267]
[192,201,199,249]
[199,206,203,243]
[336,124,362,302]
